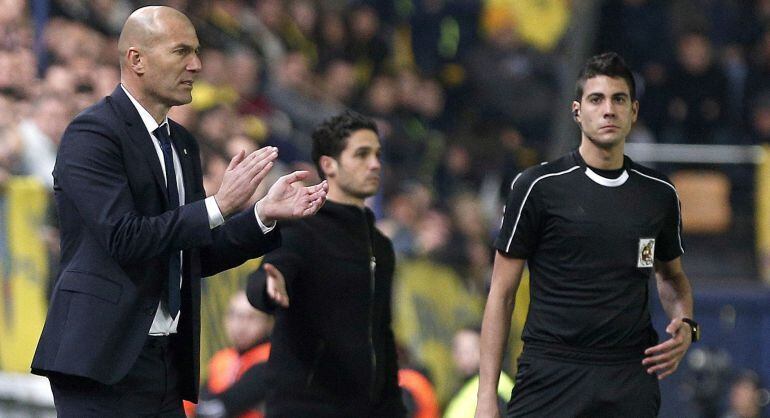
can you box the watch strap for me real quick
[681,317,700,343]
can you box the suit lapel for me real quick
[107,86,169,206]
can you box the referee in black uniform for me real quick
[476,52,698,418]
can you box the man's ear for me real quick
[127,47,145,75]
[631,100,640,123]
[572,101,581,123]
[319,155,337,178]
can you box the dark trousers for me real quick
[506,354,660,418]
[49,335,185,417]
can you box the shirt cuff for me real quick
[254,202,277,234]
[204,196,225,229]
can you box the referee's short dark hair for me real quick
[575,52,636,102]
[311,110,378,180]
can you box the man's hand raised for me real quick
[214,147,278,217]
[256,171,328,223]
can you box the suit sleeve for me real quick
[199,209,282,277]
[247,221,306,313]
[56,113,216,266]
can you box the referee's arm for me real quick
[643,257,694,380]
[476,252,526,418]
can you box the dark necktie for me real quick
[155,125,181,318]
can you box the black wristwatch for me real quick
[681,318,700,343]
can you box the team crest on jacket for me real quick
[637,238,655,268]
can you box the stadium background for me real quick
[0,0,769,416]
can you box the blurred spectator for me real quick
[668,0,743,47]
[0,49,37,99]
[407,0,480,78]
[51,0,131,36]
[748,93,770,145]
[397,345,440,418]
[189,291,274,418]
[0,0,32,51]
[414,77,448,131]
[91,64,121,98]
[42,64,77,97]
[661,31,730,144]
[347,4,390,85]
[17,94,72,189]
[493,126,540,200]
[361,73,398,123]
[744,30,770,126]
[596,0,673,134]
[465,24,558,143]
[399,368,440,418]
[244,0,288,64]
[449,192,493,293]
[228,49,269,116]
[414,208,466,271]
[434,143,479,202]
[443,326,514,418]
[265,51,339,159]
[43,18,108,67]
[380,69,447,186]
[284,0,319,64]
[597,0,672,72]
[192,49,239,110]
[0,94,22,185]
[722,370,768,418]
[202,148,228,198]
[168,103,199,130]
[320,57,358,107]
[378,185,421,257]
[316,10,348,67]
[196,104,239,152]
[222,49,299,162]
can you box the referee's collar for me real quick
[572,150,630,188]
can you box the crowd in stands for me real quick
[2,0,770,415]
[597,0,770,147]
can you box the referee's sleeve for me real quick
[494,172,542,258]
[655,187,685,261]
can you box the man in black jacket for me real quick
[247,111,405,418]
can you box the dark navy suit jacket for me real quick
[31,86,280,402]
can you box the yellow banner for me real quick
[0,177,50,372]
[393,258,529,405]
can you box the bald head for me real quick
[117,6,201,121]
[118,6,192,67]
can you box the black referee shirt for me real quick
[495,150,683,353]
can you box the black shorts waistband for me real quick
[523,341,646,364]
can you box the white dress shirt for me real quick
[120,85,275,335]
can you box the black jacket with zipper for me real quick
[247,200,405,418]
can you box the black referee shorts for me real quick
[505,354,660,418]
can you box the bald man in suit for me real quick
[31,6,327,417]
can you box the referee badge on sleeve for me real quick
[637,238,655,268]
